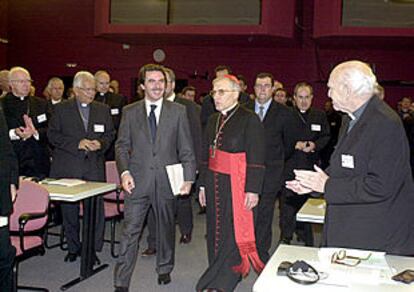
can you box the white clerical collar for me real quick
[18,96,26,101]
[221,102,238,115]
[51,99,62,105]
[100,92,105,96]
[81,103,88,108]
[166,93,175,102]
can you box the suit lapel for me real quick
[71,99,87,134]
[155,100,170,147]
[87,102,96,134]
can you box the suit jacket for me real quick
[175,96,202,169]
[284,107,330,180]
[95,92,127,131]
[0,107,18,216]
[245,100,297,193]
[324,96,414,255]
[200,94,216,130]
[48,99,115,181]
[115,99,196,198]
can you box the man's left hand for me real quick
[179,181,192,195]
[88,140,102,151]
[293,164,329,193]
[244,192,259,210]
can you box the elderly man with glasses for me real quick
[196,75,266,292]
[0,66,50,178]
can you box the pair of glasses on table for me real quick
[331,250,372,267]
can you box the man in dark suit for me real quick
[143,67,201,255]
[0,69,10,98]
[245,72,296,263]
[280,82,330,246]
[48,71,115,262]
[1,67,50,179]
[94,70,127,160]
[45,77,65,114]
[0,106,19,292]
[113,64,196,290]
[287,60,414,255]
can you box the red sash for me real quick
[209,148,264,277]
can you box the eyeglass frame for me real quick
[330,249,372,267]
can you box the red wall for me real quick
[0,0,8,68]
[5,0,414,108]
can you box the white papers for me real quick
[166,163,184,196]
[41,178,86,187]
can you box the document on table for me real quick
[166,163,184,196]
[41,178,86,187]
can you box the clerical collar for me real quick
[51,99,62,105]
[99,92,105,96]
[166,93,175,102]
[76,99,89,108]
[221,102,238,116]
[16,95,26,101]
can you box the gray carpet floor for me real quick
[18,200,321,292]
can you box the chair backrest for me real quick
[105,161,124,200]
[9,180,49,232]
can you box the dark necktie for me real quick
[149,104,157,143]
[258,105,265,121]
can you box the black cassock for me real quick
[1,93,50,178]
[197,105,265,292]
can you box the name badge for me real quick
[341,154,354,169]
[311,124,321,131]
[37,114,47,123]
[94,124,105,133]
[111,108,119,115]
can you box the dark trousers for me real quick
[0,226,15,292]
[61,196,105,253]
[146,194,193,249]
[254,191,278,263]
[279,188,314,246]
[114,193,176,288]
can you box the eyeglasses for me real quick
[210,89,237,97]
[331,250,372,267]
[11,79,33,84]
[79,87,96,93]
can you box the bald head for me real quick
[328,60,377,113]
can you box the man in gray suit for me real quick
[113,64,196,291]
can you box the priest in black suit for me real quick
[1,67,50,179]
[288,61,414,255]
[94,70,127,160]
[245,72,296,263]
[280,82,330,246]
[48,71,115,262]
[0,106,19,292]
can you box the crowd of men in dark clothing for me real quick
[1,63,413,291]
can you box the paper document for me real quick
[41,178,86,187]
[166,163,184,196]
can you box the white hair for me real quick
[212,76,241,92]
[8,66,30,80]
[332,60,377,97]
[47,77,64,89]
[73,71,94,88]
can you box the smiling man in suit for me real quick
[245,72,296,263]
[48,71,115,262]
[287,60,414,255]
[113,64,196,291]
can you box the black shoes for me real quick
[64,252,79,262]
[179,233,192,244]
[141,247,156,257]
[158,273,171,285]
[114,287,128,292]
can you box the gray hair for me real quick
[9,66,30,80]
[332,61,377,97]
[73,71,94,88]
[212,75,241,92]
[94,70,110,79]
[47,77,64,89]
